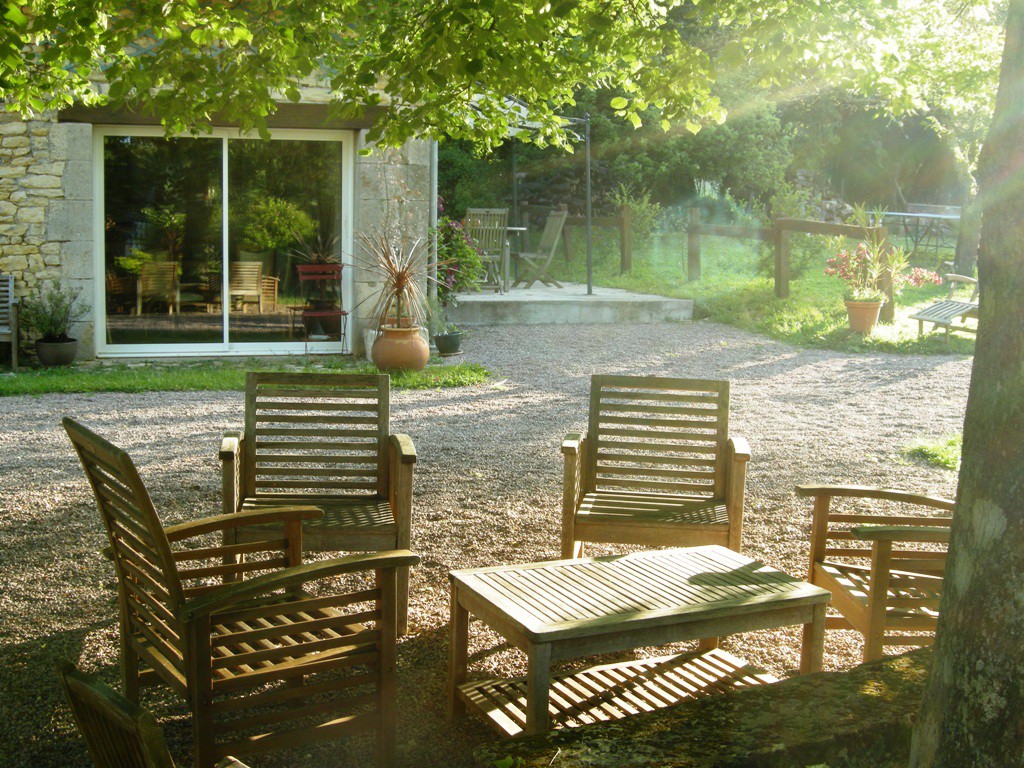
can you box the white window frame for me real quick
[92,125,355,357]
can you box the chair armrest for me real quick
[178,550,421,621]
[389,433,417,464]
[795,485,955,511]
[852,525,951,543]
[943,273,977,285]
[163,506,323,542]
[562,432,585,456]
[219,430,242,461]
[727,435,751,462]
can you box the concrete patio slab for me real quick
[448,282,694,326]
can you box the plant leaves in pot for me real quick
[20,280,88,366]
[354,233,431,372]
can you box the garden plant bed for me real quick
[0,321,968,768]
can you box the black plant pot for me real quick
[36,339,78,367]
[433,332,463,356]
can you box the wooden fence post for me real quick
[687,208,701,282]
[775,225,791,299]
[619,203,632,273]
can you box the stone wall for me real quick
[0,113,95,357]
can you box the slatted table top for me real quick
[451,545,830,643]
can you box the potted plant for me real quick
[20,280,88,366]
[239,195,316,277]
[428,209,485,355]
[825,208,941,334]
[356,233,431,372]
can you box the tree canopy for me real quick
[1,0,893,148]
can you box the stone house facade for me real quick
[0,98,433,361]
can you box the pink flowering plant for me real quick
[432,207,484,307]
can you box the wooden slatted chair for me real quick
[908,273,978,342]
[137,262,179,315]
[227,262,264,313]
[0,273,19,369]
[513,209,568,289]
[64,417,419,768]
[464,208,509,292]
[561,375,750,559]
[57,660,251,768]
[220,372,416,635]
[798,485,954,661]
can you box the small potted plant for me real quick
[428,296,463,355]
[20,280,88,366]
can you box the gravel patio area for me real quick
[0,320,971,768]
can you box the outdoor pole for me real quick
[511,141,519,226]
[585,113,593,295]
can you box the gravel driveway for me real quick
[0,321,971,768]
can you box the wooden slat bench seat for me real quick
[908,273,978,342]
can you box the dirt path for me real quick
[0,320,971,767]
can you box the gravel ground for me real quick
[0,321,971,768]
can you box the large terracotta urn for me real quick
[371,325,429,372]
[844,300,883,334]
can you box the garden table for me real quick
[447,545,829,737]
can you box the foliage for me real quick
[356,234,431,329]
[610,184,662,246]
[904,434,962,470]
[433,213,485,306]
[240,196,315,252]
[0,358,489,396]
[116,248,165,275]
[140,203,187,258]
[19,280,89,342]
[0,0,906,151]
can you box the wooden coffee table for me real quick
[447,545,830,736]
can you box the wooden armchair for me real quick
[513,209,568,289]
[64,417,419,768]
[464,208,509,292]
[562,375,750,559]
[1,273,19,369]
[220,372,416,635]
[908,273,979,342]
[57,660,251,768]
[137,262,179,315]
[227,262,264,313]
[798,485,954,661]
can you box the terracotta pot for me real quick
[844,300,883,334]
[36,339,78,366]
[371,325,429,372]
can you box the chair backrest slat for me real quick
[464,208,508,255]
[58,661,177,768]
[537,209,568,255]
[63,418,187,675]
[586,376,729,498]
[0,274,13,330]
[244,373,390,499]
[139,263,177,300]
[229,262,262,297]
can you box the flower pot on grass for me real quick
[20,280,88,367]
[433,331,463,355]
[844,299,883,334]
[36,339,79,366]
[371,325,429,372]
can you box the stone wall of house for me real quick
[352,136,433,356]
[0,112,95,358]
[0,107,430,361]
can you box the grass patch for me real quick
[545,229,974,355]
[903,434,962,470]
[0,358,489,397]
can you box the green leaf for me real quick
[4,4,28,28]
[609,96,628,109]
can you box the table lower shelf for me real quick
[456,648,777,738]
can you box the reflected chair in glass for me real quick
[227,262,264,313]
[64,416,418,768]
[137,262,179,315]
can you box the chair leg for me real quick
[397,564,410,637]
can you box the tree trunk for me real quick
[910,1,1024,765]
[953,193,981,276]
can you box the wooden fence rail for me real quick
[686,208,894,321]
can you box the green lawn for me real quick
[0,358,490,397]
[546,228,974,355]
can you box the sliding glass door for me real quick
[97,128,351,355]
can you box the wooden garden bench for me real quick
[799,485,954,661]
[908,273,978,342]
[0,273,18,369]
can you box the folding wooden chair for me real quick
[464,208,509,292]
[513,209,568,289]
